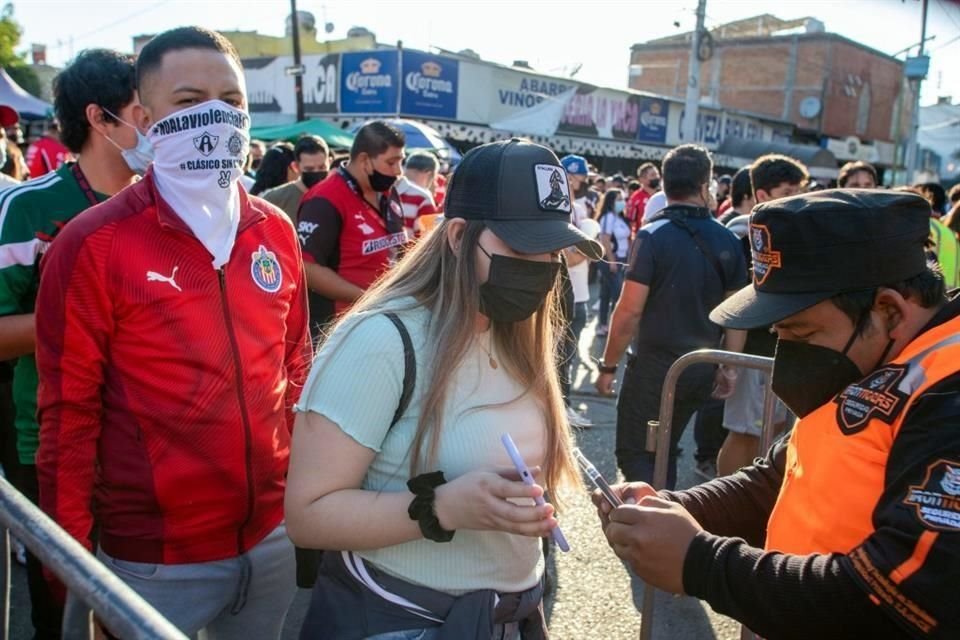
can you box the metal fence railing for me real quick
[0,474,187,639]
[639,349,778,640]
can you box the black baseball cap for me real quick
[710,189,932,329]
[444,139,605,260]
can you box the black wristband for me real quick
[596,359,618,374]
[406,471,455,543]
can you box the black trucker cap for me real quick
[710,189,932,329]
[444,139,604,260]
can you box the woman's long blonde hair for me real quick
[327,219,580,505]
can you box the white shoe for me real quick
[566,406,593,428]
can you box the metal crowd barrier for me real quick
[639,349,778,640]
[0,475,187,639]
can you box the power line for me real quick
[935,0,960,34]
[932,32,960,51]
[47,0,170,50]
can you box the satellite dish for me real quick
[799,96,822,119]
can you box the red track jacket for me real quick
[35,172,311,564]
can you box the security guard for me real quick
[594,190,959,639]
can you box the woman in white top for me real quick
[286,139,603,640]
[595,189,632,336]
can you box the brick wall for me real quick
[629,34,907,143]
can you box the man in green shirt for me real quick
[261,134,330,221]
[0,48,140,639]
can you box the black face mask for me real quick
[648,178,661,190]
[301,170,328,189]
[251,159,261,172]
[771,337,864,419]
[368,168,397,192]
[478,245,560,323]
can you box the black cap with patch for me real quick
[444,139,604,260]
[710,189,932,330]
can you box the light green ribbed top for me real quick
[295,298,547,595]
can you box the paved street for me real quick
[8,302,742,640]
[522,316,742,640]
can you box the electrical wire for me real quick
[47,0,171,50]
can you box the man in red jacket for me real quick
[35,27,310,639]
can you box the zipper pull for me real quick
[218,268,226,290]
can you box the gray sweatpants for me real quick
[83,523,296,639]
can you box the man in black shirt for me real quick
[596,144,747,488]
[597,190,959,639]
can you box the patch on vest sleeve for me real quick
[848,548,938,634]
[835,364,910,435]
[903,459,960,531]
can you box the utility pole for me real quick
[681,0,707,143]
[290,0,305,122]
[904,0,929,182]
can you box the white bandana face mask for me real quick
[148,100,251,268]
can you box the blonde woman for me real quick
[285,139,603,640]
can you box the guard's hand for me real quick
[434,468,557,538]
[595,372,616,396]
[604,496,703,594]
[711,365,738,400]
[591,482,657,530]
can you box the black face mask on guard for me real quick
[771,313,895,419]
[771,338,864,419]
[477,245,560,323]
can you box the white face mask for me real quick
[100,107,154,176]
[147,100,251,269]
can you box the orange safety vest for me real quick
[766,313,960,555]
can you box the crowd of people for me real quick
[0,23,957,640]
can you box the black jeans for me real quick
[558,302,588,404]
[693,397,727,464]
[1,372,63,639]
[597,264,625,327]
[10,464,64,640]
[615,352,714,489]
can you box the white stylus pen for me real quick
[500,433,570,552]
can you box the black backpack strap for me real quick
[383,312,416,429]
[294,312,415,591]
[664,209,727,290]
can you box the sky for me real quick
[14,0,960,106]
